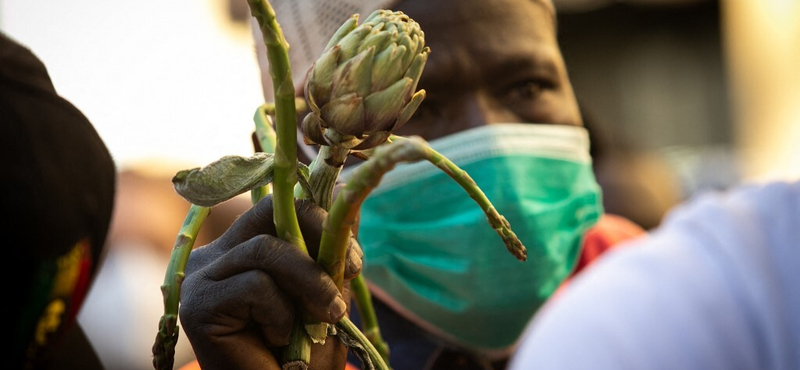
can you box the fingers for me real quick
[190,333,283,370]
[179,264,289,369]
[180,269,295,346]
[294,199,328,258]
[205,196,279,251]
[179,194,360,370]
[198,234,347,323]
[344,236,363,281]
[204,196,329,259]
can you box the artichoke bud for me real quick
[331,46,375,100]
[358,28,392,55]
[302,112,326,145]
[324,15,359,51]
[306,45,341,109]
[405,49,429,93]
[321,93,365,136]
[337,26,372,61]
[372,44,406,91]
[302,9,428,150]
[364,77,412,132]
[394,89,426,131]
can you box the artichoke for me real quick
[302,9,429,151]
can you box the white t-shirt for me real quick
[509,180,800,370]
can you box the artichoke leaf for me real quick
[172,153,309,207]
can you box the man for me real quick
[178,0,645,369]
[3,32,116,369]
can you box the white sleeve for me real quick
[507,180,800,370]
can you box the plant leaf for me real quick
[172,153,276,207]
[172,154,313,207]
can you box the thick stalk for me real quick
[258,100,313,202]
[315,136,527,366]
[247,0,306,251]
[247,0,310,368]
[318,136,527,291]
[153,205,211,370]
[308,136,392,360]
[307,129,361,210]
[308,143,349,210]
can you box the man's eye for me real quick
[501,79,552,104]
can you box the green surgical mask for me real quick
[354,123,603,352]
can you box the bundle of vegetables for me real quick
[152,1,527,369]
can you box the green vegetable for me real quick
[302,10,430,210]
[153,3,527,370]
[302,10,429,151]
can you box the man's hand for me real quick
[179,196,363,370]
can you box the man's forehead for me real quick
[420,35,563,93]
[394,0,556,22]
[394,0,555,11]
[406,0,556,33]
[254,0,557,99]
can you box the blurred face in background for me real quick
[347,0,604,354]
[391,0,582,140]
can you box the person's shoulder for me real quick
[658,179,799,256]
[664,179,798,220]
[511,180,800,370]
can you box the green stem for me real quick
[248,0,311,367]
[247,0,306,252]
[306,129,357,210]
[257,100,314,202]
[390,135,528,261]
[308,138,394,361]
[252,104,278,203]
[350,275,390,363]
[254,103,278,154]
[251,184,271,205]
[336,316,391,370]
[314,135,530,365]
[153,205,211,370]
[308,144,349,210]
[318,135,527,291]
[255,99,307,155]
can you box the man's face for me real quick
[392,0,582,141]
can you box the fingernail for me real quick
[329,294,347,321]
[347,251,363,276]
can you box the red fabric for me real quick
[67,239,94,327]
[573,213,646,275]
[550,213,647,300]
